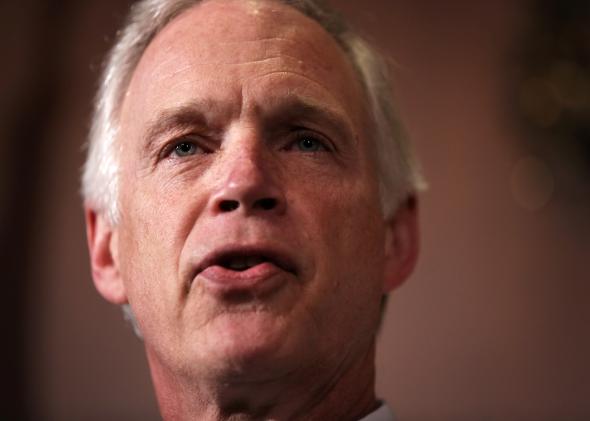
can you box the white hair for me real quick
[81,0,424,225]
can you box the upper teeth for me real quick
[226,256,265,270]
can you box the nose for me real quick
[208,151,286,216]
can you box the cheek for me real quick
[299,172,384,252]
[295,172,386,291]
[298,190,385,351]
[116,178,191,326]
[120,152,205,247]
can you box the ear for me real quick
[382,195,420,292]
[85,206,127,304]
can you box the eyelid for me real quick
[285,128,334,152]
[159,134,214,159]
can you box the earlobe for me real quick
[382,196,420,292]
[85,206,128,304]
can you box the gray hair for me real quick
[81,0,424,225]
[82,0,424,336]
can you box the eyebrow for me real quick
[263,95,355,141]
[140,95,356,154]
[141,99,218,154]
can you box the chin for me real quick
[199,310,300,378]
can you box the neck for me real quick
[147,342,379,421]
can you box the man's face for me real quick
[113,0,389,381]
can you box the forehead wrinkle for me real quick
[220,36,331,63]
[201,51,309,69]
[167,38,332,72]
[246,69,353,119]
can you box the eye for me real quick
[173,141,198,157]
[286,132,330,153]
[166,138,211,159]
[297,137,322,152]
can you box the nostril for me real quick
[219,200,239,212]
[255,198,277,210]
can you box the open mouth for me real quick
[190,247,298,295]
[193,247,297,280]
[218,254,269,272]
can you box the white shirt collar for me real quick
[358,403,395,421]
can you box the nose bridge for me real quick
[226,143,265,188]
[209,130,286,215]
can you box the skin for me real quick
[85,0,419,419]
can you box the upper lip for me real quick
[191,244,298,282]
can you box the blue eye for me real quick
[294,136,325,152]
[173,141,198,157]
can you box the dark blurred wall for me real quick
[2,0,589,420]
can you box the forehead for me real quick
[120,0,368,136]
[142,0,348,70]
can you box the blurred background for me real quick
[1,0,589,419]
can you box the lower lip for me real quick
[196,262,289,297]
